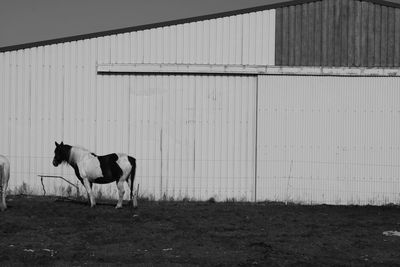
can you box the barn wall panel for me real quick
[0,53,10,183]
[341,0,349,66]
[0,53,11,159]
[29,45,66,196]
[388,7,395,67]
[128,75,163,199]
[128,75,256,201]
[354,0,362,66]
[90,74,130,199]
[105,10,276,66]
[8,50,32,191]
[257,75,400,205]
[3,1,400,205]
[381,6,388,66]
[0,47,67,196]
[275,0,400,67]
[395,9,400,66]
[348,0,355,65]
[374,4,381,66]
[102,10,275,66]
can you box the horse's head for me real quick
[53,141,70,166]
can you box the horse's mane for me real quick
[68,145,94,164]
[72,145,90,152]
[71,145,99,156]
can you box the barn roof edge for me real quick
[1,0,399,53]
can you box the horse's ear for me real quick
[60,141,64,145]
[55,141,59,147]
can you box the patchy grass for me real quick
[1,195,400,266]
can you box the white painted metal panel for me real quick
[29,44,66,196]
[129,75,257,201]
[3,5,400,206]
[0,47,66,196]
[257,75,400,205]
[91,74,130,198]
[4,50,30,192]
[103,9,275,66]
[129,75,163,199]
[0,53,9,158]
[1,6,273,201]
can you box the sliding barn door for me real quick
[129,75,257,201]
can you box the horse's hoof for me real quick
[115,205,123,209]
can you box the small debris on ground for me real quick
[383,231,400,237]
[42,249,56,256]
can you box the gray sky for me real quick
[0,0,284,48]
[2,0,400,49]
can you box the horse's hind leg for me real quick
[83,178,96,207]
[0,165,5,211]
[116,180,125,209]
[126,177,137,209]
[0,165,8,212]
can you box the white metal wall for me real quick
[128,75,257,201]
[103,9,275,65]
[3,6,400,205]
[257,75,400,205]
[0,8,273,199]
[0,48,66,196]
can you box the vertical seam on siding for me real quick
[254,75,259,202]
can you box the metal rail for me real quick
[37,175,79,196]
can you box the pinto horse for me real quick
[52,142,137,209]
[0,155,10,211]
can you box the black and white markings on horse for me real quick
[95,153,123,184]
[52,142,137,209]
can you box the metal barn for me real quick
[1,0,400,205]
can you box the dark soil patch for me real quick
[1,195,400,266]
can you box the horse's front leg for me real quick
[83,178,96,208]
[1,178,8,211]
[0,165,7,212]
[115,180,125,209]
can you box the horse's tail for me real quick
[128,156,136,207]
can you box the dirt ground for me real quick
[1,195,400,266]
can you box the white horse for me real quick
[0,155,10,211]
[52,142,137,209]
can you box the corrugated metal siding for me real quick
[0,7,271,199]
[128,75,257,201]
[275,0,400,67]
[257,75,400,205]
[0,52,11,167]
[28,45,65,195]
[0,48,67,196]
[3,3,400,205]
[104,9,275,65]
